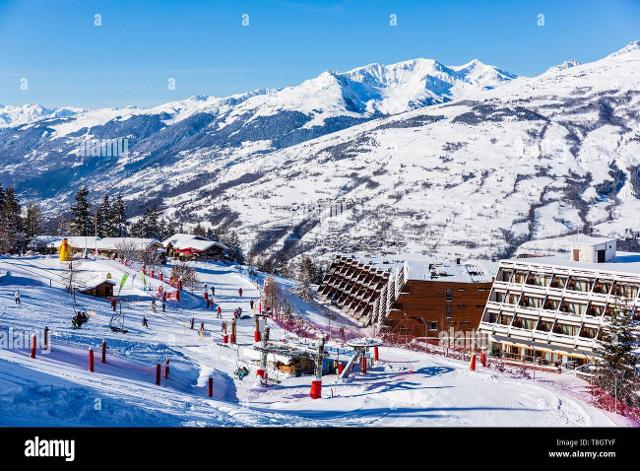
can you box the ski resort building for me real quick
[478,237,640,367]
[27,236,163,257]
[318,255,498,338]
[163,234,228,260]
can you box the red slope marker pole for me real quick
[30,335,37,359]
[101,339,107,363]
[88,348,95,372]
[164,357,170,379]
[155,364,161,385]
[208,377,214,397]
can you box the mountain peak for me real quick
[609,40,640,57]
[546,59,581,73]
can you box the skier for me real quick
[14,290,20,305]
[190,317,195,329]
[151,300,157,313]
[211,286,215,296]
[162,301,166,312]
[216,305,222,319]
[238,287,243,298]
[249,299,254,311]
[199,322,206,336]
[111,298,117,312]
[142,316,149,328]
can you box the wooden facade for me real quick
[319,255,496,337]
[79,280,115,298]
[386,279,492,337]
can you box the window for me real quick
[559,300,587,316]
[513,270,528,284]
[505,291,521,305]
[492,291,505,303]
[586,302,606,317]
[535,320,554,332]
[593,279,612,295]
[520,295,544,309]
[552,323,579,336]
[526,273,552,287]
[428,321,438,330]
[579,326,598,339]
[483,311,499,323]
[512,315,536,329]
[445,304,452,319]
[550,275,567,289]
[496,268,513,282]
[544,297,561,311]
[498,314,513,326]
[445,288,452,302]
[566,277,592,293]
[611,283,639,299]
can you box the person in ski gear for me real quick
[236,366,249,380]
[162,301,166,312]
[211,286,215,296]
[111,298,117,311]
[238,287,243,297]
[217,305,222,319]
[142,316,149,328]
[14,290,20,304]
[151,300,157,313]
[190,317,195,329]
[250,299,254,311]
[199,322,206,336]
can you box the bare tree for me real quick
[170,262,200,290]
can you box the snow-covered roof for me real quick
[506,251,640,277]
[96,238,163,251]
[347,254,498,283]
[27,235,99,249]
[162,233,228,251]
[27,236,162,251]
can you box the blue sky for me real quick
[1,0,639,108]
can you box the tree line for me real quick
[0,185,246,263]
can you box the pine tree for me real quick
[108,195,128,237]
[24,203,43,239]
[95,195,110,237]
[130,207,161,239]
[69,187,93,236]
[222,231,244,263]
[0,186,24,252]
[594,300,640,408]
[192,223,206,237]
[292,255,317,301]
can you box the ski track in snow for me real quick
[0,255,623,427]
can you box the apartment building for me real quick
[478,238,640,367]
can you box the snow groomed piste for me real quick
[0,251,628,427]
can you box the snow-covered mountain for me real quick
[0,104,82,128]
[157,41,640,261]
[2,42,640,262]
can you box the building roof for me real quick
[27,236,162,251]
[27,235,99,249]
[162,233,228,252]
[505,251,640,276]
[96,238,163,251]
[346,254,498,283]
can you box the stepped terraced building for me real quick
[478,238,640,367]
[318,255,498,337]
